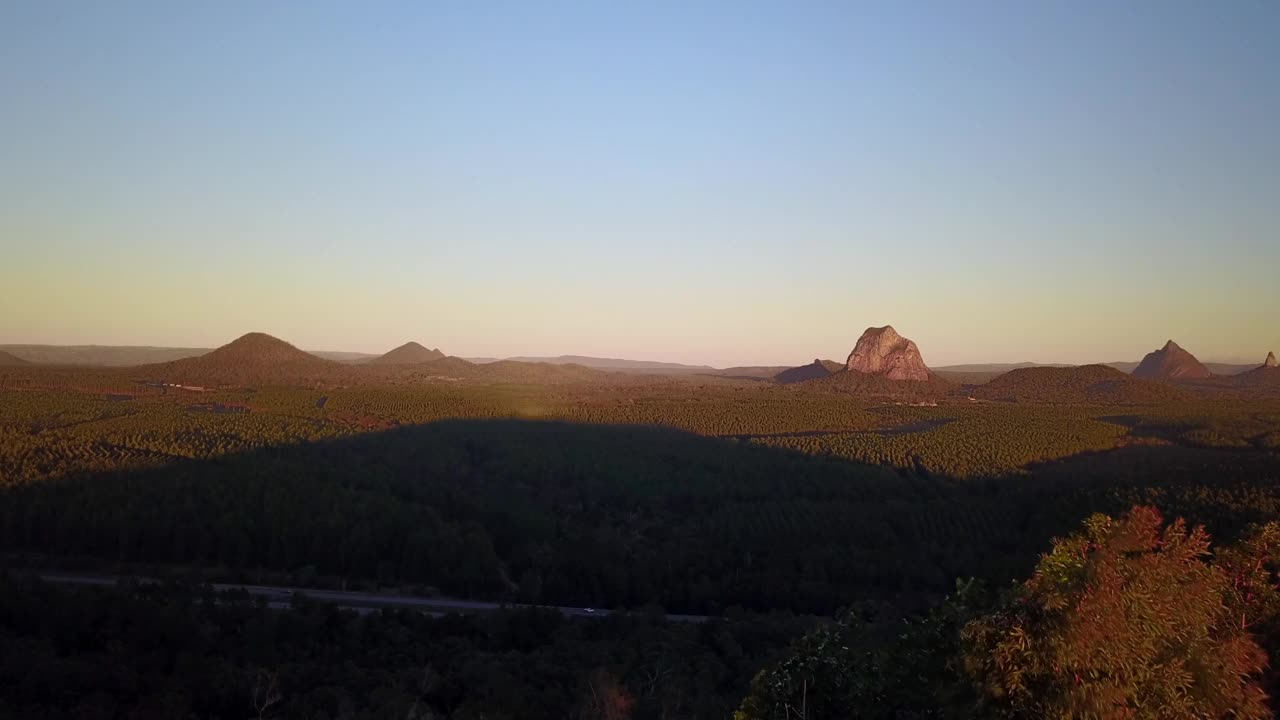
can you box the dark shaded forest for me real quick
[3,382,1280,717]
[6,418,1280,617]
[0,573,811,720]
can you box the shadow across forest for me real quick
[3,419,1280,616]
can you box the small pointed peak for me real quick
[1266,351,1278,368]
[1163,339,1179,351]
[372,341,446,364]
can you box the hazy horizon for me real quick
[3,2,1277,366]
[0,330,1273,369]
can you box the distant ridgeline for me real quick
[1,329,1277,400]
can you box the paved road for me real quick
[36,573,710,622]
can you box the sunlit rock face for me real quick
[845,326,931,381]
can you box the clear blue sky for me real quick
[2,1,1277,366]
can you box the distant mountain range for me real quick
[0,344,376,366]
[933,361,1259,376]
[932,362,1073,373]
[0,344,1267,377]
[496,355,715,372]
[92,333,620,388]
[5,329,1275,403]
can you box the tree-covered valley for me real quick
[4,363,1280,717]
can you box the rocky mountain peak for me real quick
[1132,340,1211,380]
[1266,351,1278,369]
[845,326,931,381]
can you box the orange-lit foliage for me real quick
[962,507,1269,719]
[1218,520,1280,704]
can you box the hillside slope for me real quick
[974,365,1184,404]
[0,345,209,366]
[141,333,348,386]
[774,359,843,385]
[477,360,607,384]
[0,351,30,366]
[1232,354,1280,396]
[805,369,953,400]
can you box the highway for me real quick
[35,573,710,622]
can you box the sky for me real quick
[2,1,1277,367]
